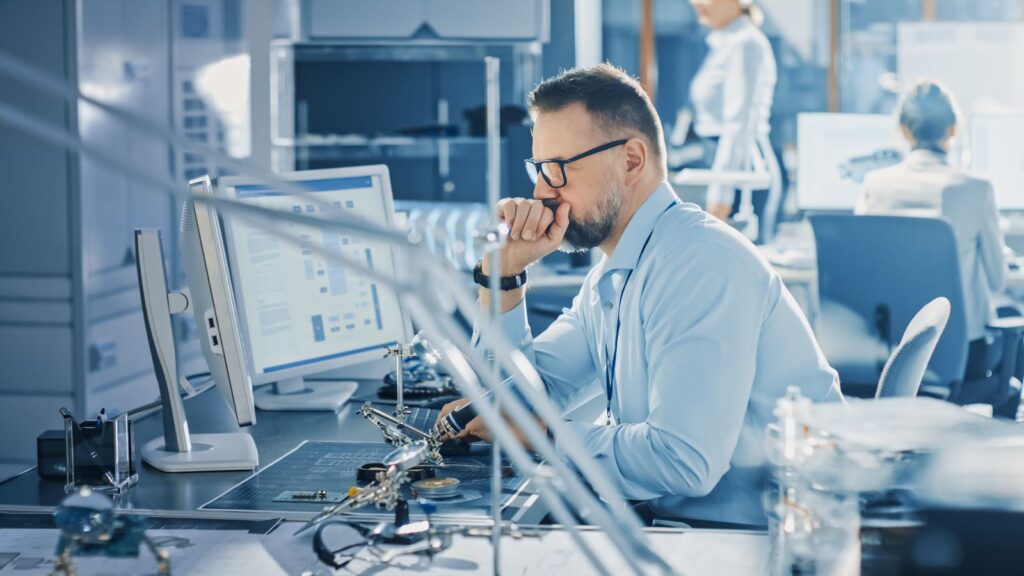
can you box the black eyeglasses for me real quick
[525,139,629,189]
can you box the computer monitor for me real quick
[217,166,411,411]
[183,176,257,426]
[970,113,1024,210]
[797,113,905,211]
[134,175,258,472]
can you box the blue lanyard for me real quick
[603,200,679,425]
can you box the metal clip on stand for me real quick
[382,343,413,422]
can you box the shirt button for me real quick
[604,301,613,310]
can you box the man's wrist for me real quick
[480,255,527,277]
[473,262,528,290]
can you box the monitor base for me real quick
[254,380,358,412]
[142,433,258,472]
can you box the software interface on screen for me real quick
[970,114,1024,210]
[797,113,903,211]
[220,173,406,380]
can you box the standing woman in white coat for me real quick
[687,0,778,224]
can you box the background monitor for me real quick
[218,166,411,411]
[898,22,1024,117]
[797,113,904,211]
[970,113,1024,211]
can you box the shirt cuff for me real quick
[471,298,532,350]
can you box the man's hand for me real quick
[435,398,547,451]
[486,199,571,275]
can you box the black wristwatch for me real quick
[472,262,528,290]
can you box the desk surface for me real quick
[0,381,543,524]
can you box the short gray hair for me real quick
[528,64,666,170]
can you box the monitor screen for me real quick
[797,113,904,211]
[218,166,409,385]
[970,114,1024,210]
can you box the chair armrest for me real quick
[918,385,951,400]
[987,317,1024,334]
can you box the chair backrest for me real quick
[876,297,951,398]
[809,214,969,391]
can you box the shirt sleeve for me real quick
[555,240,768,500]
[980,182,1007,292]
[473,292,601,413]
[706,40,762,207]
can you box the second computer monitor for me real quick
[218,166,410,411]
[797,113,904,211]
[970,113,1024,210]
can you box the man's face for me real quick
[531,103,625,252]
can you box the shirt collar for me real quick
[905,148,948,167]
[602,181,679,274]
[706,16,750,48]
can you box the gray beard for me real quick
[542,185,622,253]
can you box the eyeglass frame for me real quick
[524,138,629,189]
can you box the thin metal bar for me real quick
[484,55,504,576]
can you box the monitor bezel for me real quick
[186,175,256,426]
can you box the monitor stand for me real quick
[135,229,258,473]
[254,377,358,412]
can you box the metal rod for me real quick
[365,406,431,440]
[484,55,503,576]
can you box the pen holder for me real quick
[64,412,138,494]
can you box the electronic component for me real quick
[273,490,347,504]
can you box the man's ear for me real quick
[623,137,647,186]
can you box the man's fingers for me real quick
[508,199,534,241]
[454,416,485,442]
[521,201,546,241]
[435,399,470,427]
[546,202,571,242]
[537,207,555,237]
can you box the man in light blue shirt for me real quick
[440,64,841,527]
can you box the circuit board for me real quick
[200,441,531,519]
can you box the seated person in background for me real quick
[440,64,841,528]
[855,81,1007,403]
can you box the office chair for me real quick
[810,214,1024,415]
[876,297,950,398]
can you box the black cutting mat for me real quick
[200,441,529,519]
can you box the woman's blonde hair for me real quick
[741,2,764,27]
